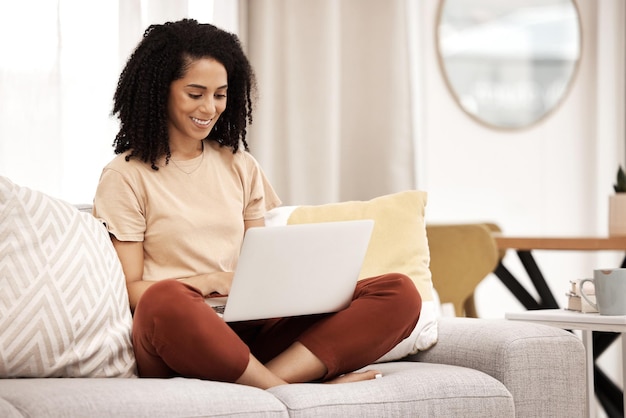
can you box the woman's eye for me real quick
[188,93,202,99]
[215,93,227,99]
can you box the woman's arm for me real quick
[111,217,266,311]
[243,217,265,230]
[111,237,149,311]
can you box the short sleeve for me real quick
[242,153,282,221]
[93,167,146,242]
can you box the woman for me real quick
[94,19,421,389]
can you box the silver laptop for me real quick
[205,220,374,322]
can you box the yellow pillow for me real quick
[276,190,437,360]
[287,190,433,302]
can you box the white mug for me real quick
[580,268,626,315]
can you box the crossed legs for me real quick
[132,273,421,388]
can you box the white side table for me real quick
[505,309,626,418]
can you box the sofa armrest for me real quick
[409,317,586,418]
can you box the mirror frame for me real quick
[435,0,583,131]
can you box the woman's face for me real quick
[167,57,228,146]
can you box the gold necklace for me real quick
[171,142,204,174]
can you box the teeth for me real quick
[192,117,211,126]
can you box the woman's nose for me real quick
[199,97,216,114]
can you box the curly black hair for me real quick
[112,19,256,170]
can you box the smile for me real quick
[191,117,212,127]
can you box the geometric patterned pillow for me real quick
[0,176,136,377]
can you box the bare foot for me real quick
[326,370,382,384]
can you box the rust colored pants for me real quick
[132,273,421,382]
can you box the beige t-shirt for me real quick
[93,140,282,282]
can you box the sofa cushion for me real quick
[265,190,437,361]
[268,361,514,417]
[0,398,19,418]
[0,378,288,418]
[0,176,136,377]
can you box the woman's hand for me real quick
[179,271,234,297]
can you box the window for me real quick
[0,0,236,203]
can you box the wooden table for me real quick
[495,236,626,251]
[494,236,626,417]
[506,309,626,418]
[493,236,626,310]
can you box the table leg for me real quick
[583,330,596,418]
[493,262,542,310]
[593,332,624,417]
[516,250,559,308]
[622,333,625,418]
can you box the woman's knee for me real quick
[358,273,422,318]
[135,280,201,317]
[133,279,216,341]
[389,273,422,314]
[132,280,248,381]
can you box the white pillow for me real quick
[0,176,136,377]
[265,191,438,362]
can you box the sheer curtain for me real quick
[0,0,226,204]
[241,0,419,205]
[0,1,118,204]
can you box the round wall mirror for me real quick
[436,0,582,129]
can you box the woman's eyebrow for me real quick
[185,83,228,90]
[186,83,207,89]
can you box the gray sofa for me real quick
[0,183,587,417]
[0,317,586,417]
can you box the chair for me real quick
[426,223,500,317]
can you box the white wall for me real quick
[416,0,625,407]
[418,0,626,312]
